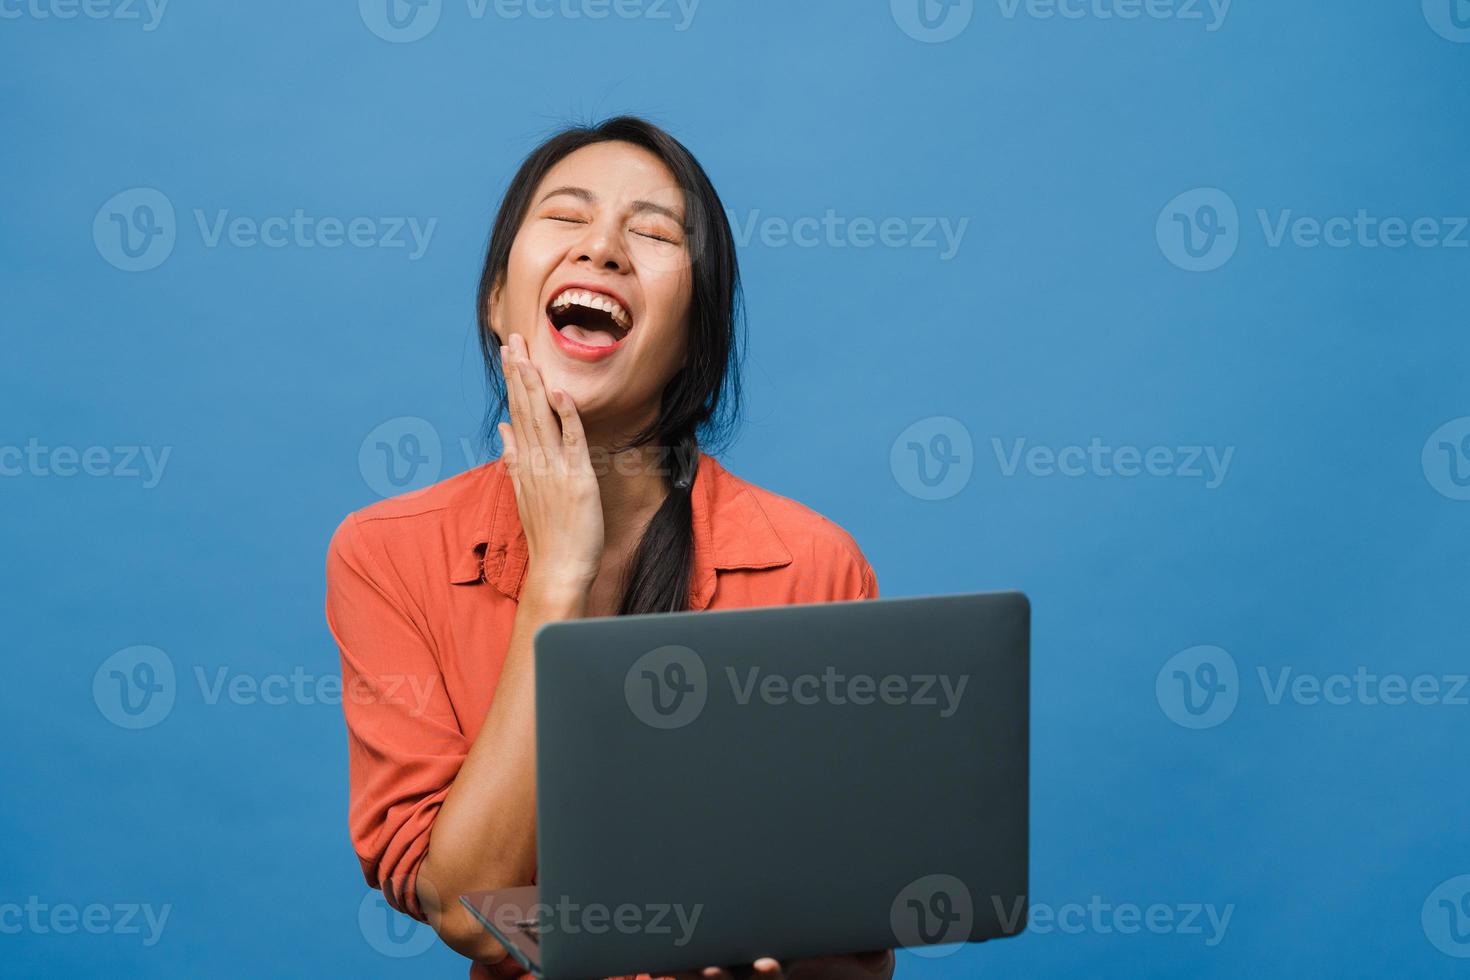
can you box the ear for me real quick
[486,275,504,346]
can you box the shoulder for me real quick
[740,478,871,569]
[326,462,496,581]
[704,455,878,600]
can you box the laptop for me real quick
[460,590,1030,979]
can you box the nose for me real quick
[571,216,629,272]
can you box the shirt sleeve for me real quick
[851,553,879,600]
[324,512,469,922]
[823,521,879,602]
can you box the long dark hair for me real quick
[475,116,744,616]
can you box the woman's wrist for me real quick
[520,570,592,616]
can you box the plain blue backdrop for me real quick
[3,0,1469,976]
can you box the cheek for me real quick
[644,272,693,353]
[500,236,559,321]
[631,318,690,393]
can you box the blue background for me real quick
[3,0,1468,976]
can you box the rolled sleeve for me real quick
[822,521,880,602]
[845,553,879,601]
[324,513,468,921]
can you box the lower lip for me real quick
[546,314,627,362]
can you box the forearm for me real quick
[418,578,588,962]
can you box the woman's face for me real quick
[489,140,693,434]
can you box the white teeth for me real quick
[549,288,631,330]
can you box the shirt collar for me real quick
[449,452,793,610]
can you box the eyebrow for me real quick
[536,185,684,224]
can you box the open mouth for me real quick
[546,287,632,349]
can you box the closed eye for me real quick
[545,212,678,244]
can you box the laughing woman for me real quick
[325,117,891,980]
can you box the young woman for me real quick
[325,117,892,980]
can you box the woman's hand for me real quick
[499,331,604,598]
[670,950,895,980]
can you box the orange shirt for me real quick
[324,452,878,978]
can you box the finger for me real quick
[752,958,784,979]
[502,340,526,443]
[497,422,523,499]
[510,333,563,464]
[498,420,517,470]
[550,387,587,458]
[505,343,535,476]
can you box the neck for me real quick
[582,419,682,554]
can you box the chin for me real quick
[550,374,610,416]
